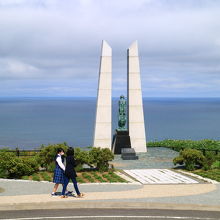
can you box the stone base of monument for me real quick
[121,148,138,160]
[112,130,131,154]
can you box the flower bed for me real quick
[21,170,127,183]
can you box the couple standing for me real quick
[51,147,84,198]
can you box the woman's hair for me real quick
[66,147,74,156]
[56,148,64,154]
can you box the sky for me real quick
[0,0,220,97]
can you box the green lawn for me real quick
[192,169,220,182]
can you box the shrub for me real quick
[173,148,205,171]
[22,157,39,173]
[75,164,83,172]
[202,152,218,171]
[0,152,39,178]
[37,143,69,170]
[37,144,114,172]
[46,162,56,172]
[74,147,91,168]
[89,147,114,172]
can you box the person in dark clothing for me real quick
[61,147,84,198]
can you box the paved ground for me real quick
[112,147,179,169]
[0,179,141,196]
[0,178,219,212]
[1,208,220,220]
[124,169,199,184]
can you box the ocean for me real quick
[0,97,219,149]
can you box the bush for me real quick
[202,152,218,171]
[22,157,39,173]
[37,143,69,170]
[173,148,205,171]
[37,144,114,172]
[89,147,114,172]
[73,147,114,172]
[46,162,56,172]
[74,147,91,168]
[0,152,39,178]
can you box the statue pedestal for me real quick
[112,130,131,154]
[121,148,138,160]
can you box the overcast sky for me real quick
[0,0,220,97]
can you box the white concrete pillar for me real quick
[127,41,147,152]
[93,40,112,149]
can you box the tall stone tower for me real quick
[93,40,146,153]
[93,40,112,150]
[127,41,147,152]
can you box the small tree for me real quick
[37,143,69,170]
[74,147,91,170]
[202,152,219,171]
[89,147,114,172]
[0,152,39,178]
[173,148,205,171]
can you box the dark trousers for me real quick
[62,175,80,195]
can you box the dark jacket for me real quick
[64,155,77,178]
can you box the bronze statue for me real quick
[118,95,127,131]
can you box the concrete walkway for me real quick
[0,178,219,212]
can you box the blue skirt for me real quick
[53,166,64,184]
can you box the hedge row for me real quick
[0,143,114,179]
[147,139,220,151]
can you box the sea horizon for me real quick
[0,96,219,150]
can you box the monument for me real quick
[127,41,147,153]
[93,40,112,150]
[93,40,147,153]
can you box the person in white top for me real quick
[51,148,71,196]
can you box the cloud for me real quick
[0,0,219,97]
